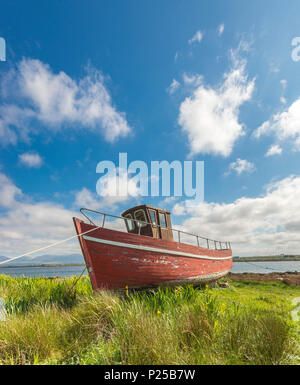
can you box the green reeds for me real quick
[0,275,299,365]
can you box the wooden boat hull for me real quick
[73,217,232,290]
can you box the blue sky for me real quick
[1,0,300,257]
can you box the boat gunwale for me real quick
[82,234,233,261]
[74,217,232,260]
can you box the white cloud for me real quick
[73,188,128,232]
[0,58,131,145]
[0,105,35,145]
[225,158,255,176]
[0,172,80,256]
[269,62,280,73]
[0,173,22,208]
[217,23,225,36]
[2,170,300,258]
[18,152,43,168]
[182,73,203,87]
[178,50,255,157]
[74,187,102,211]
[0,167,144,258]
[0,171,134,258]
[75,169,143,212]
[96,170,143,208]
[167,79,180,95]
[159,196,178,207]
[172,175,300,256]
[265,144,282,157]
[280,79,287,90]
[188,30,203,44]
[254,97,300,150]
[280,97,287,104]
[172,202,186,216]
[280,80,287,104]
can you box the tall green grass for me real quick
[0,275,93,314]
[0,275,299,365]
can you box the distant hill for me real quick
[0,254,85,266]
[0,256,8,263]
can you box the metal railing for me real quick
[80,208,231,251]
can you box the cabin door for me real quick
[149,210,160,238]
[158,212,173,241]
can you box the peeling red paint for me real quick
[73,217,232,290]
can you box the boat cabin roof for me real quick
[121,204,170,217]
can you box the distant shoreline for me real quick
[1,257,300,268]
[0,263,86,269]
[233,256,300,262]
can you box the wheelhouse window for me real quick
[149,210,157,226]
[159,212,167,228]
[134,210,147,227]
[125,214,135,231]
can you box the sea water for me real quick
[0,261,299,278]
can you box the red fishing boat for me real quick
[73,205,232,290]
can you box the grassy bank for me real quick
[0,275,299,365]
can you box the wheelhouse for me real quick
[121,205,173,241]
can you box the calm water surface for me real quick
[0,265,88,278]
[0,261,299,278]
[231,261,300,273]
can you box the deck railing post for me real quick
[178,231,181,243]
[102,214,106,228]
[196,236,199,247]
[214,241,217,250]
[207,239,209,249]
[219,241,222,250]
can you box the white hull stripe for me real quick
[82,235,232,261]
